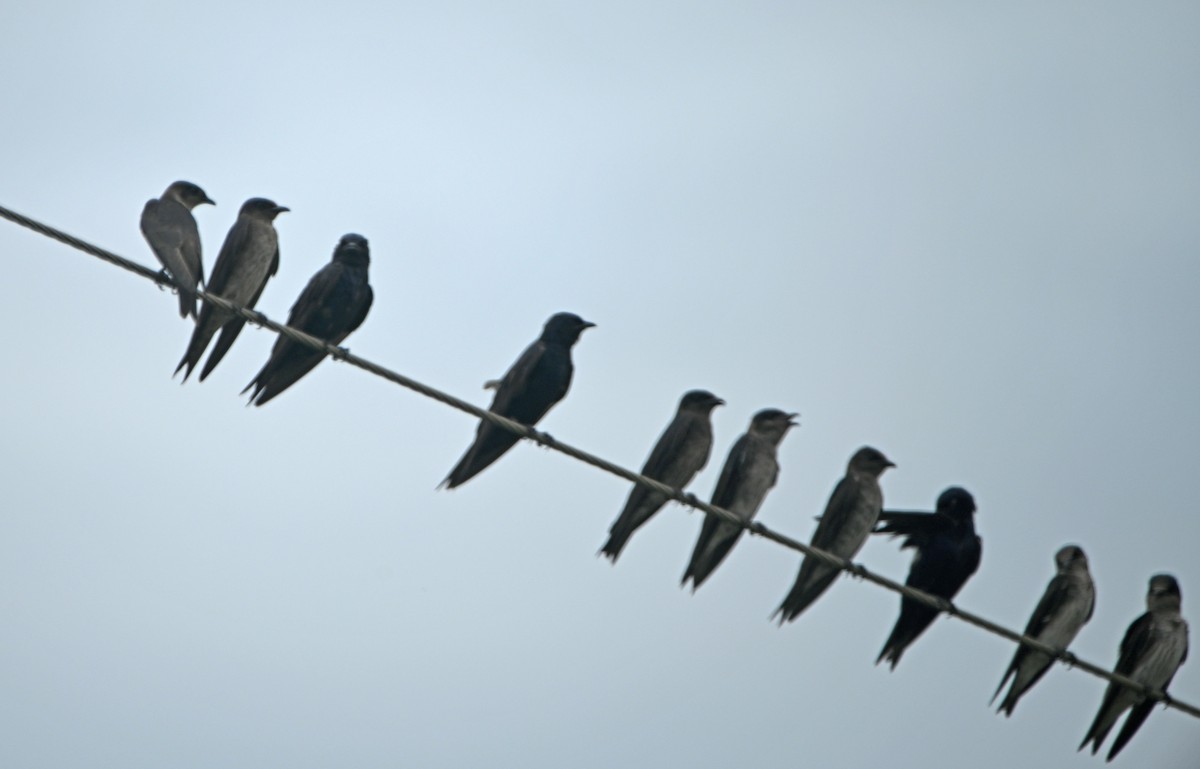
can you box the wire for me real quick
[2,202,1196,721]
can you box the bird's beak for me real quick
[714,397,726,407]
[275,205,291,214]
[203,196,216,206]
[787,412,800,426]
[886,459,897,468]
[581,321,596,329]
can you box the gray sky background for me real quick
[1,2,1198,767]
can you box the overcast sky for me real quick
[1,2,1198,768]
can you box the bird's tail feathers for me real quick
[990,668,1014,707]
[1107,701,1154,761]
[599,529,628,563]
[1078,713,1112,755]
[198,319,247,382]
[875,646,897,669]
[175,316,221,382]
[177,291,195,320]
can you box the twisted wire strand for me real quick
[2,202,1195,720]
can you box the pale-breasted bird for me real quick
[773,446,893,623]
[175,197,287,381]
[141,180,214,319]
[681,409,798,591]
[992,544,1095,716]
[601,390,724,563]
[1079,574,1188,762]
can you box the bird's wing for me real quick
[811,476,862,550]
[643,413,708,485]
[875,510,948,550]
[1115,612,1155,676]
[285,263,341,332]
[344,284,373,335]
[205,219,255,294]
[903,532,973,597]
[1023,574,1075,639]
[489,340,546,416]
[140,199,187,253]
[708,435,749,510]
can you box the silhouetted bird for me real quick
[1079,574,1188,762]
[141,180,214,319]
[773,446,893,623]
[601,390,724,563]
[441,312,594,489]
[874,486,982,669]
[175,198,287,381]
[681,409,797,590]
[242,233,374,406]
[992,545,1095,716]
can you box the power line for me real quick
[2,202,1196,721]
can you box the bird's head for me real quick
[240,197,289,221]
[847,446,894,478]
[167,181,215,209]
[1054,544,1088,573]
[541,312,595,346]
[334,233,370,267]
[748,408,799,444]
[1147,574,1183,612]
[679,389,725,414]
[935,486,977,524]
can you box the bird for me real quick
[773,446,894,623]
[242,233,374,406]
[440,312,595,489]
[1079,574,1189,762]
[600,390,724,563]
[873,486,982,669]
[681,409,798,591]
[175,197,288,381]
[992,544,1095,716]
[140,180,214,319]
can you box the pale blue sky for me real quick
[1,2,1197,767]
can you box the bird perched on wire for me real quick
[773,446,893,623]
[873,486,982,669]
[992,544,1095,716]
[681,408,798,591]
[441,312,594,489]
[601,390,724,563]
[175,197,287,381]
[242,233,374,406]
[1079,574,1188,762]
[141,180,214,319]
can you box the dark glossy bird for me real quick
[175,197,287,381]
[992,544,1095,716]
[601,390,724,563]
[441,312,594,489]
[874,486,982,669]
[141,180,214,319]
[1079,574,1188,762]
[773,446,893,623]
[242,233,374,406]
[681,409,798,591]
